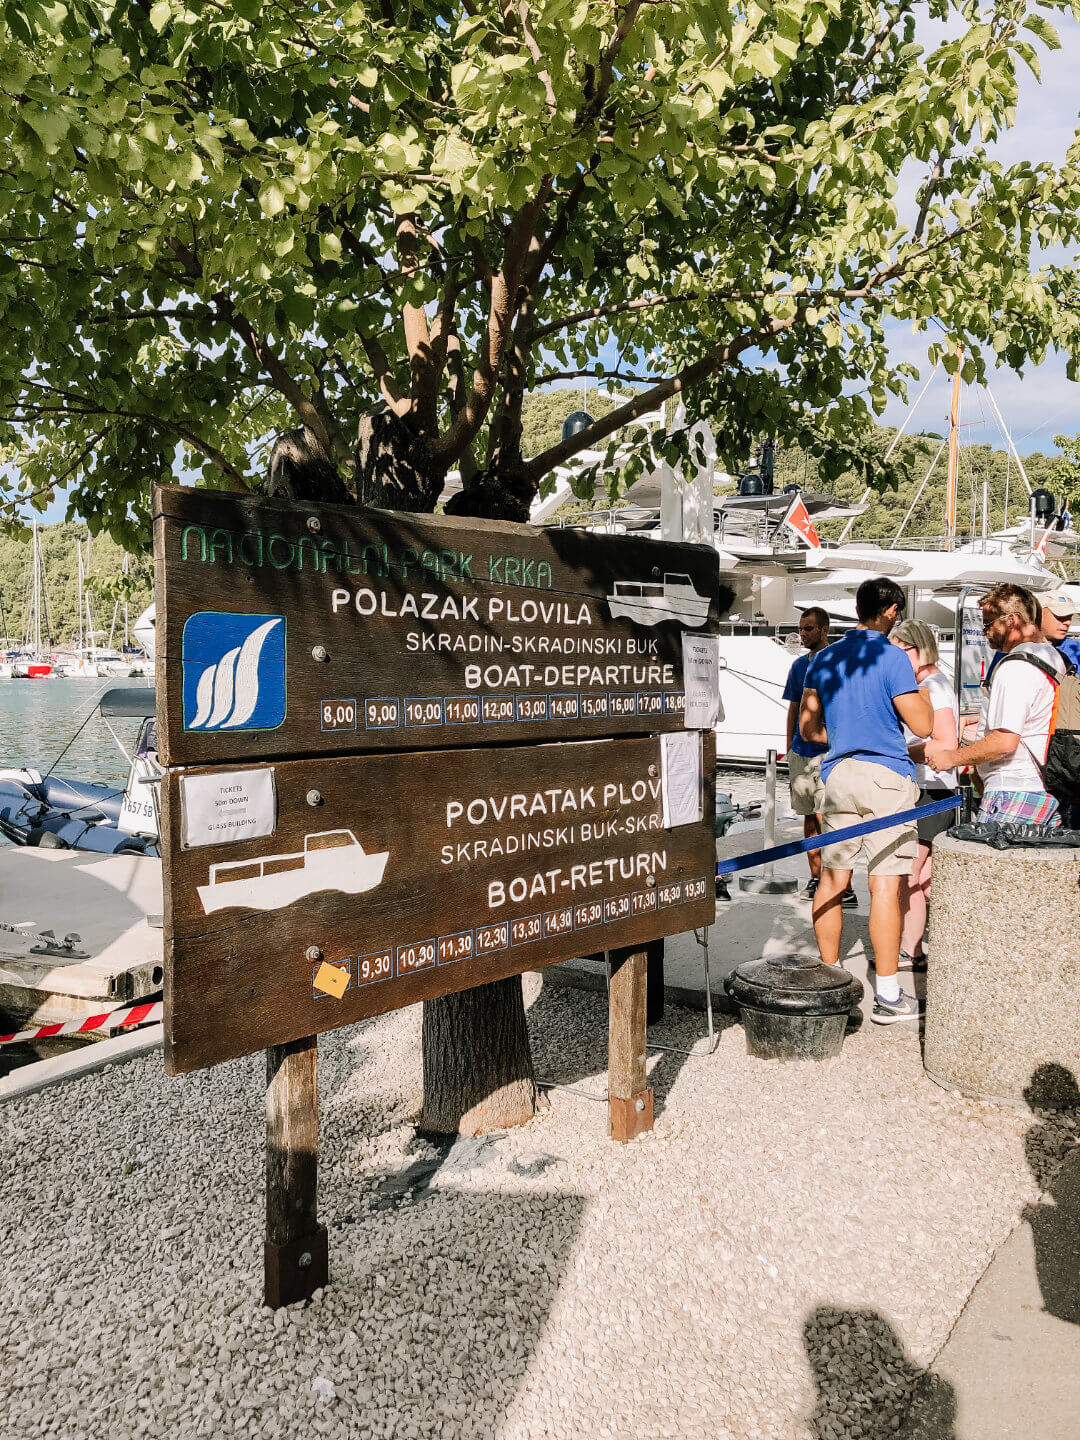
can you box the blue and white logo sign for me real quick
[182,612,286,732]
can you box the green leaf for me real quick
[149,1,171,32]
[259,181,285,216]
[1023,15,1061,50]
[24,107,69,152]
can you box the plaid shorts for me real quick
[977,790,1061,826]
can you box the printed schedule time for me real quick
[311,875,710,997]
[319,691,687,732]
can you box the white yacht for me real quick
[532,393,1077,764]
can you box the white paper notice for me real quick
[661,732,703,828]
[682,633,720,729]
[181,768,277,849]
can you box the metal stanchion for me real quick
[647,927,721,1057]
[738,749,797,896]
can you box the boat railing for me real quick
[553,507,662,534]
[547,507,1080,576]
[206,855,278,884]
[207,830,359,883]
[304,829,358,853]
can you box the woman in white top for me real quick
[890,620,960,971]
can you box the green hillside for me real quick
[0,522,152,649]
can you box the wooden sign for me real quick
[153,485,722,765]
[163,732,715,1073]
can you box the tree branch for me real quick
[8,391,249,490]
[504,0,558,116]
[526,320,785,482]
[431,180,553,463]
[215,296,352,469]
[397,215,436,432]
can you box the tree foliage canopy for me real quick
[3,0,1080,542]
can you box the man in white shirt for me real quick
[926,583,1064,825]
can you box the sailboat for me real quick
[13,519,54,677]
[61,538,100,677]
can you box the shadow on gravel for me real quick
[328,1186,585,1436]
[525,973,738,1121]
[804,1305,957,1440]
[1022,1063,1080,1327]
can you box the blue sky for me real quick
[31,11,1080,523]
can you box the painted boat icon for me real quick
[607,573,711,628]
[196,830,389,914]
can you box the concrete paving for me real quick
[546,815,886,1024]
[899,1145,1080,1440]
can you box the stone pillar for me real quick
[924,834,1080,1107]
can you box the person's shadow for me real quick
[803,1305,957,1439]
[1022,1063,1080,1326]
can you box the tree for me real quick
[0,520,152,646]
[3,2,1080,521]
[1051,434,1080,519]
[3,0,1080,1128]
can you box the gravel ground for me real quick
[3,973,1077,1440]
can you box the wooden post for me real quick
[607,945,653,1143]
[264,1034,328,1307]
[645,938,665,1026]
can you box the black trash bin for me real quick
[725,955,862,1060]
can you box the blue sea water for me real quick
[0,678,146,791]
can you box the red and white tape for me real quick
[0,1000,162,1047]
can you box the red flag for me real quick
[782,494,821,549]
[1033,526,1052,559]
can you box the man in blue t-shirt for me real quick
[798,578,934,1025]
[782,607,850,903]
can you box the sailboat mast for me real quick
[32,519,41,654]
[76,537,84,652]
[945,351,962,547]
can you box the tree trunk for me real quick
[421,469,538,1133]
[420,976,537,1135]
[445,458,534,525]
[355,409,446,512]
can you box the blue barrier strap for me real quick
[716,794,962,877]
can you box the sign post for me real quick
[608,945,652,1142]
[265,1036,327,1306]
[154,484,722,1303]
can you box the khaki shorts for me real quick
[821,758,919,876]
[788,752,825,816]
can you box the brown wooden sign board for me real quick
[153,484,721,766]
[163,733,716,1073]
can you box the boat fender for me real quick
[28,827,68,849]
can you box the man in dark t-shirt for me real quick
[782,608,837,900]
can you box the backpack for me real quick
[994,651,1080,803]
